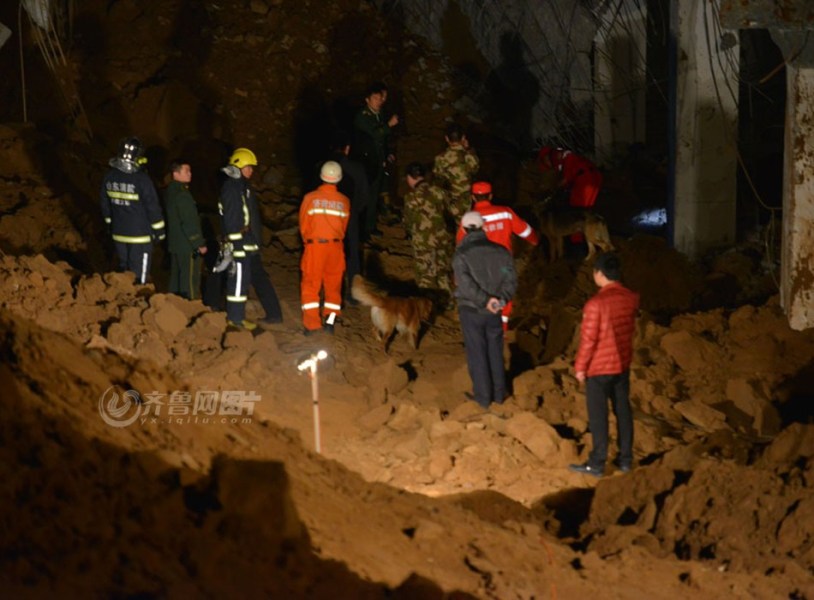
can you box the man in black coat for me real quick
[100,137,165,284]
[330,130,370,301]
[453,211,517,408]
[219,147,282,330]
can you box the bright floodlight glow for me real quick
[316,350,328,360]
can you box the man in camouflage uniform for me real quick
[433,123,479,228]
[403,162,453,300]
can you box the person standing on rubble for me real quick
[329,130,370,303]
[453,211,517,408]
[433,122,479,229]
[165,159,207,300]
[100,136,165,285]
[569,252,639,477]
[353,81,398,238]
[219,147,283,331]
[456,181,538,330]
[403,161,453,304]
[299,161,350,335]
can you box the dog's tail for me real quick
[351,275,386,308]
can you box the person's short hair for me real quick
[593,252,622,281]
[461,211,484,230]
[445,123,464,142]
[405,161,426,179]
[169,159,190,174]
[365,81,388,98]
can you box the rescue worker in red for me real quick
[538,146,603,209]
[456,181,538,329]
[299,161,350,335]
[100,137,166,285]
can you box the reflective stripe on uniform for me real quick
[306,208,348,218]
[107,191,139,201]
[518,224,533,238]
[139,252,149,284]
[151,220,165,230]
[233,250,246,257]
[228,232,243,241]
[243,244,259,251]
[112,234,152,243]
[301,302,321,311]
[104,217,111,224]
[227,261,243,302]
[482,211,512,223]
[324,302,341,311]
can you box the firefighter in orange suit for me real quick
[299,161,350,335]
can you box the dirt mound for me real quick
[1,251,812,596]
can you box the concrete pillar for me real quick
[672,0,738,258]
[719,2,814,330]
[594,0,647,164]
[779,42,814,330]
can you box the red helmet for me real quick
[471,181,492,195]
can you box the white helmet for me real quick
[320,160,342,183]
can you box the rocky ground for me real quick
[0,1,812,598]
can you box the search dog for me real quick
[351,275,433,352]
[538,209,614,262]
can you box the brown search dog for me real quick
[538,209,614,262]
[351,275,433,352]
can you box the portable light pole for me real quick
[297,350,328,453]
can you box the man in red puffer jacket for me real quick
[570,252,639,477]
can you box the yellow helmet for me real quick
[228,147,258,168]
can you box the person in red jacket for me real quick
[570,252,640,477]
[299,161,350,335]
[538,146,603,209]
[456,181,538,329]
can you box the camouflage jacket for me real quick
[433,144,479,197]
[403,180,449,241]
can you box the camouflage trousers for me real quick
[447,192,472,229]
[412,235,452,295]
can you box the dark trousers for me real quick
[585,372,633,467]
[459,308,506,408]
[364,169,384,236]
[344,213,363,292]
[225,255,251,323]
[169,252,202,300]
[114,241,153,285]
[249,253,282,321]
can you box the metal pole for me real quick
[309,361,321,454]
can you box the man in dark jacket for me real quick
[453,211,517,408]
[100,137,165,284]
[165,160,207,300]
[353,81,398,237]
[219,147,282,331]
[330,131,370,300]
[570,252,640,477]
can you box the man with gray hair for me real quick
[453,211,517,408]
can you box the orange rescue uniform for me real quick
[299,183,350,331]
